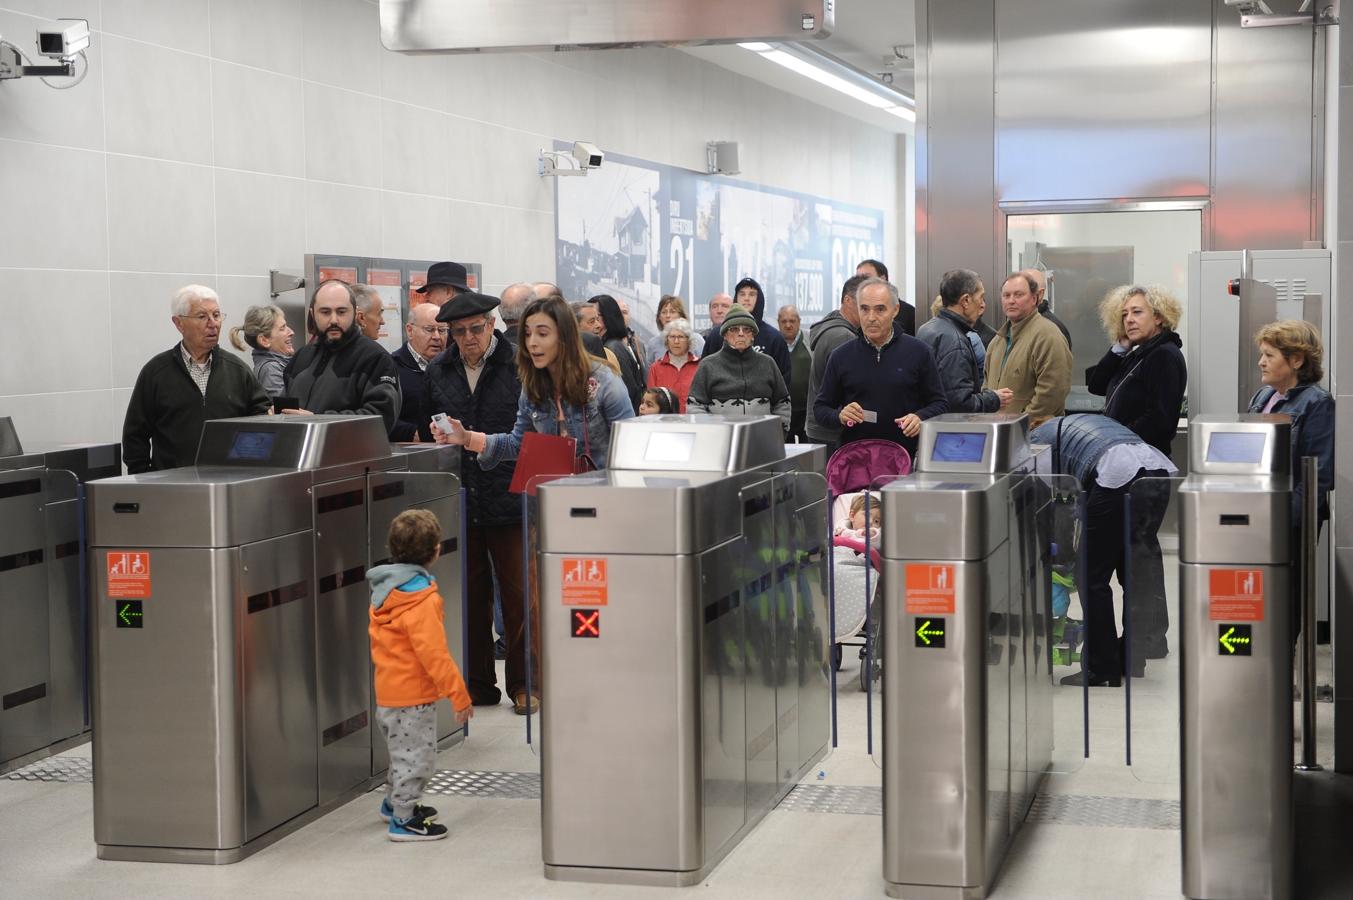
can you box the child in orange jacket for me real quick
[368,508,473,842]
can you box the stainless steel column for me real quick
[881,475,1011,900]
[1179,417,1293,900]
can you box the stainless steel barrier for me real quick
[89,415,463,864]
[1179,415,1292,900]
[0,416,120,772]
[533,414,828,886]
[880,414,1078,899]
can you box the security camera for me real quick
[36,19,89,59]
[572,142,604,169]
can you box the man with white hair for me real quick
[498,282,532,346]
[390,303,446,442]
[353,284,386,341]
[122,284,270,473]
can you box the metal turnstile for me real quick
[534,414,829,886]
[881,414,1062,900]
[1179,415,1293,900]
[0,416,121,771]
[88,415,464,864]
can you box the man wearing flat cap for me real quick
[416,260,472,308]
[426,292,532,712]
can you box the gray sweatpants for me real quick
[376,702,437,820]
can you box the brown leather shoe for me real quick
[512,691,540,715]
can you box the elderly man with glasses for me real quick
[122,284,270,473]
[426,292,530,711]
[390,303,447,442]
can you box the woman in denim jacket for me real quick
[1247,320,1335,526]
[433,295,634,469]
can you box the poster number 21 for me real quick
[670,236,694,298]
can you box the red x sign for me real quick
[572,609,600,638]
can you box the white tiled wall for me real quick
[0,0,899,447]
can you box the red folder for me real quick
[508,431,579,495]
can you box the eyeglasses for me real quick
[416,325,451,337]
[184,311,225,324]
[449,321,489,339]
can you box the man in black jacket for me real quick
[915,269,1012,414]
[814,278,948,458]
[389,302,446,442]
[122,284,270,473]
[282,280,402,434]
[700,277,791,384]
[428,293,534,714]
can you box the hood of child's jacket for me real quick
[368,563,434,611]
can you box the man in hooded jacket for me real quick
[700,277,791,385]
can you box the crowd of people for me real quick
[122,257,1337,739]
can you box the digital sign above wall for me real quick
[379,0,835,52]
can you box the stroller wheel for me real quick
[831,643,844,672]
[859,654,881,692]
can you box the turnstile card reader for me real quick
[90,415,464,864]
[882,414,1056,900]
[913,412,1031,474]
[1179,415,1292,900]
[535,415,829,886]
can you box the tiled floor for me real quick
[1,570,1343,899]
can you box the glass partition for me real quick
[1005,208,1202,413]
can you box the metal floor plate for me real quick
[3,756,93,783]
[423,769,541,799]
[1028,793,1180,831]
[0,761,1179,831]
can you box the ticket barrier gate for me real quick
[88,415,464,864]
[880,414,1076,900]
[1179,416,1293,900]
[0,416,121,771]
[533,415,829,886]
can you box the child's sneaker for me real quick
[388,810,448,842]
[379,798,438,823]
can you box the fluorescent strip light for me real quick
[739,41,915,121]
[759,48,895,109]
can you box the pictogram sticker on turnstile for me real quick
[905,564,955,615]
[1208,568,1264,621]
[106,551,151,599]
[561,558,607,606]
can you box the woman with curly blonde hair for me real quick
[1083,284,1186,668]
[1086,285,1186,455]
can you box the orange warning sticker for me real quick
[905,563,956,615]
[107,551,151,599]
[561,557,608,606]
[1208,568,1265,621]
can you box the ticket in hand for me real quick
[860,409,878,424]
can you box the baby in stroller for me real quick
[835,492,882,544]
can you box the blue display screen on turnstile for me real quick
[932,432,987,463]
[1205,432,1266,464]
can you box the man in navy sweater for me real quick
[813,278,948,458]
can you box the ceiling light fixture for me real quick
[738,40,916,123]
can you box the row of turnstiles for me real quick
[0,409,1297,897]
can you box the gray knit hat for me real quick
[719,303,757,337]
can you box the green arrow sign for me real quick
[915,618,946,648]
[1218,625,1251,655]
[116,601,143,629]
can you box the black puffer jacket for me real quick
[284,326,402,434]
[390,343,435,442]
[426,334,522,527]
[1085,329,1186,455]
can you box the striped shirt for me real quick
[180,343,212,397]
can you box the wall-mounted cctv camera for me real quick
[37,19,89,60]
[539,141,604,177]
[572,142,603,169]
